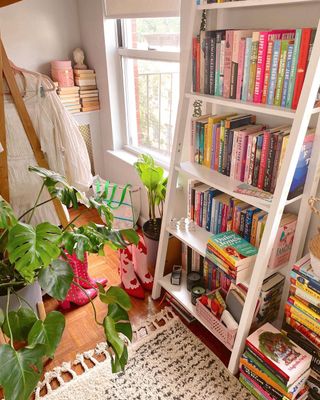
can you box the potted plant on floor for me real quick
[134,154,167,268]
[0,166,139,400]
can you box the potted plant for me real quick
[134,154,167,268]
[0,166,139,400]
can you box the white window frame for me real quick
[114,17,181,166]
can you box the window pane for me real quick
[123,17,180,51]
[123,58,179,156]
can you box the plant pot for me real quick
[142,218,162,271]
[0,282,42,313]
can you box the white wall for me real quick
[0,0,81,75]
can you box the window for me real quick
[118,17,180,160]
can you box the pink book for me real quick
[236,38,246,100]
[254,30,296,104]
[223,30,234,98]
[244,132,258,183]
[229,129,239,179]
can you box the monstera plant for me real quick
[0,166,139,400]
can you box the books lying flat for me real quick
[246,323,312,386]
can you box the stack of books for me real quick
[257,273,285,325]
[283,255,320,398]
[191,113,315,197]
[56,86,80,114]
[189,180,297,268]
[240,323,312,400]
[196,1,244,3]
[74,69,100,112]
[192,28,315,109]
[206,231,258,283]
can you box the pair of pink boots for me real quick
[59,252,108,309]
[119,236,153,299]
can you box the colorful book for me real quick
[274,39,290,106]
[242,37,252,101]
[247,31,260,102]
[267,39,281,105]
[286,29,302,108]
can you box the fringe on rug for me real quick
[35,307,178,399]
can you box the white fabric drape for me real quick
[104,0,180,19]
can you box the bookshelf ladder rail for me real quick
[228,17,320,375]
[152,1,197,299]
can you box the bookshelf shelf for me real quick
[167,225,210,257]
[177,161,302,212]
[186,93,320,119]
[159,271,234,351]
[197,0,319,10]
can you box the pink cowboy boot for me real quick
[132,235,154,291]
[64,251,108,289]
[59,281,97,310]
[119,246,145,299]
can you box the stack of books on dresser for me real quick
[74,69,100,112]
[56,86,80,114]
[283,254,320,399]
[240,323,312,400]
[192,28,315,109]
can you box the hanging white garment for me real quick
[4,70,92,225]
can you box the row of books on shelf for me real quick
[196,0,243,3]
[283,255,320,399]
[189,180,298,269]
[239,323,312,400]
[191,113,314,197]
[55,69,100,114]
[192,27,315,109]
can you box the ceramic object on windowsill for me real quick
[309,232,320,278]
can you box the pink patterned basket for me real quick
[51,60,74,87]
[196,297,237,351]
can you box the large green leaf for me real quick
[103,316,124,360]
[119,229,140,246]
[0,343,46,400]
[28,311,65,358]
[38,260,73,301]
[2,308,38,342]
[7,222,62,282]
[98,285,131,311]
[0,309,4,328]
[107,303,132,341]
[62,231,91,261]
[0,197,17,230]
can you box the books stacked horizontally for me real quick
[240,323,312,400]
[74,69,100,112]
[206,231,258,283]
[57,86,80,114]
[257,273,285,325]
[191,113,315,197]
[192,28,315,109]
[283,254,320,398]
[196,1,243,4]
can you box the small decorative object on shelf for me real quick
[191,285,206,305]
[171,265,182,285]
[73,47,88,70]
[308,196,320,277]
[187,271,202,291]
[51,60,74,88]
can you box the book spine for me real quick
[203,191,208,229]
[222,129,230,175]
[285,316,320,348]
[286,29,302,108]
[219,39,226,96]
[285,304,320,335]
[240,370,280,400]
[210,124,217,169]
[218,120,225,172]
[254,32,268,103]
[274,40,289,106]
[230,32,241,99]
[250,214,259,245]
[242,37,252,101]
[257,131,270,189]
[288,296,320,322]
[252,134,264,187]
[247,35,259,102]
[270,134,283,194]
[196,37,201,92]
[216,202,223,233]
[261,39,274,104]
[192,37,197,92]
[267,40,281,105]
[281,43,294,107]
[292,28,312,110]
[291,270,320,295]
[215,31,222,96]
[244,209,254,242]
[199,123,205,164]
[214,125,220,171]
[239,375,266,400]
[226,130,234,177]
[206,191,214,232]
[236,38,246,100]
[191,118,197,161]
[289,285,320,309]
[209,33,216,95]
[223,31,233,98]
[290,277,320,301]
[248,136,258,185]
[264,134,277,192]
[195,122,200,163]
[239,210,247,237]
[204,35,211,94]
[235,132,244,180]
[244,135,254,183]
[239,135,249,182]
[200,31,206,93]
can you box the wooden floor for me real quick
[43,207,231,374]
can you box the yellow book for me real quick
[286,306,320,335]
[289,296,320,322]
[203,123,210,167]
[291,278,320,301]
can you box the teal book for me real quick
[209,231,258,268]
[199,123,205,165]
[286,29,302,109]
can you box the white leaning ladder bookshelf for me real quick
[152,0,320,375]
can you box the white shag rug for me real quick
[37,307,253,400]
